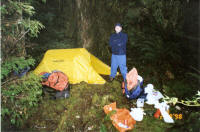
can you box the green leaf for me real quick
[42,0,46,3]
[100,124,107,132]
[11,119,16,124]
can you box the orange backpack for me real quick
[41,71,69,91]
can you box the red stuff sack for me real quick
[41,71,69,91]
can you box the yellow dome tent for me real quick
[34,48,111,84]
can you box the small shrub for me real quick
[1,57,35,80]
[1,72,42,126]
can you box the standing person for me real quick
[109,23,128,82]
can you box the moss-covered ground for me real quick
[23,75,174,132]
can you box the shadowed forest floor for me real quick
[21,78,174,132]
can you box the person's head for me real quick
[115,23,122,33]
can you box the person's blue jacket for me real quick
[109,32,128,55]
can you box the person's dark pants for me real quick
[110,54,127,80]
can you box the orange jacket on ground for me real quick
[104,102,136,132]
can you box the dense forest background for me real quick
[1,0,200,131]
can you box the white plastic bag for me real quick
[144,84,154,94]
[130,108,145,121]
[160,108,174,123]
[137,75,143,83]
[154,102,174,123]
[146,94,159,105]
[145,84,164,105]
[137,98,144,108]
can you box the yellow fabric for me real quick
[34,48,111,84]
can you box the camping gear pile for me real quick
[121,68,145,100]
[104,68,174,132]
[144,84,174,123]
[40,71,70,99]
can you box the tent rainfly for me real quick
[34,48,111,84]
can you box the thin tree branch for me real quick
[1,77,19,86]
[190,66,200,74]
[14,29,30,45]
